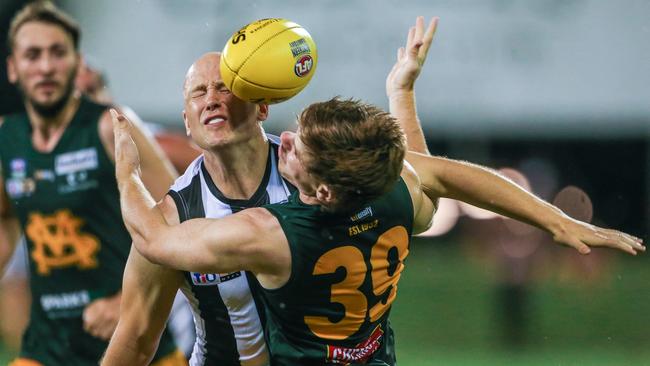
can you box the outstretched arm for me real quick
[386,16,438,154]
[111,110,287,276]
[406,151,645,255]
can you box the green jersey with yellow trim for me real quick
[0,98,178,365]
[262,178,414,365]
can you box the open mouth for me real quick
[203,116,225,125]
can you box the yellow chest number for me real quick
[304,226,409,340]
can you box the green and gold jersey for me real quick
[0,98,177,365]
[262,178,414,365]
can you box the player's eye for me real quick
[191,89,206,98]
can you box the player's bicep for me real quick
[149,209,270,274]
[405,151,449,199]
[401,161,436,235]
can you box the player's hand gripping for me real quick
[386,16,438,97]
[110,109,141,182]
[551,216,645,255]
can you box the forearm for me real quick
[0,217,21,275]
[389,90,429,154]
[118,172,165,255]
[102,249,180,366]
[102,325,158,366]
[421,155,566,233]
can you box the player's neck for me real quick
[27,95,80,153]
[203,132,270,200]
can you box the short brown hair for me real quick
[8,1,81,54]
[298,97,406,212]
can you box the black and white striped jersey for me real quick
[168,136,295,366]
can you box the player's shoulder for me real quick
[169,155,203,192]
[159,194,181,225]
[239,207,281,231]
[400,159,420,194]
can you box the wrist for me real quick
[387,89,415,99]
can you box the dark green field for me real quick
[2,238,648,365]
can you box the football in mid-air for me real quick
[220,18,318,104]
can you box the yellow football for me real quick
[220,18,318,104]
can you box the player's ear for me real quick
[257,103,269,122]
[315,184,335,206]
[7,56,17,84]
[182,110,191,137]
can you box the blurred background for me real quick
[1,0,648,365]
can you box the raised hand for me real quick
[386,16,438,97]
[110,108,141,182]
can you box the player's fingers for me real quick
[558,236,591,255]
[110,108,128,131]
[397,47,405,61]
[595,229,643,254]
[406,26,415,50]
[419,17,439,59]
[413,16,425,44]
[408,41,423,59]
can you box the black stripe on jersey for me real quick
[168,173,204,222]
[169,172,242,365]
[188,277,242,365]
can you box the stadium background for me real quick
[1,0,648,364]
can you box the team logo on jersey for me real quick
[10,158,26,177]
[6,158,35,199]
[26,209,100,275]
[326,325,384,364]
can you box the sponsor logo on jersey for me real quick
[326,325,384,364]
[54,148,98,175]
[5,177,35,199]
[40,290,90,312]
[350,206,373,222]
[348,219,379,237]
[34,169,56,182]
[26,209,100,275]
[190,271,242,286]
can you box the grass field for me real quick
[1,237,648,365]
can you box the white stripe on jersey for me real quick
[171,141,289,366]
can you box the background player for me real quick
[0,2,185,365]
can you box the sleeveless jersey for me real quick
[262,178,414,365]
[0,98,178,365]
[168,135,295,366]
